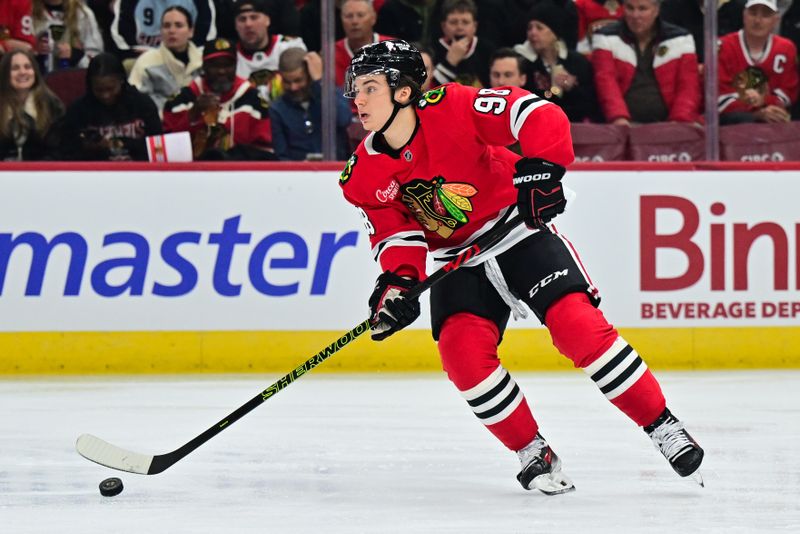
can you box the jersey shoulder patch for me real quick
[339,153,358,186]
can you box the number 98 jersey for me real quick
[339,83,574,280]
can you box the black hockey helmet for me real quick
[343,39,428,99]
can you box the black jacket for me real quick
[61,84,162,161]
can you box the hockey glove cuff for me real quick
[368,271,421,341]
[513,157,567,229]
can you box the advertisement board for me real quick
[1,166,798,371]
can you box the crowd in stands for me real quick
[1,0,800,161]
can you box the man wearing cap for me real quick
[591,0,701,125]
[717,0,798,123]
[233,0,306,102]
[162,37,274,159]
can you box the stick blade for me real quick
[76,433,154,475]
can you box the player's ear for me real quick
[395,85,412,104]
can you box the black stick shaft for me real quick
[147,214,522,474]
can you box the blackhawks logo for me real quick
[417,87,446,109]
[401,176,478,238]
[340,154,357,185]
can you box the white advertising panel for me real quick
[0,170,798,331]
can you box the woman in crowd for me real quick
[61,52,162,160]
[31,0,103,73]
[128,5,203,115]
[515,1,601,122]
[0,49,64,160]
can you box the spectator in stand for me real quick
[109,0,217,60]
[501,0,579,51]
[432,0,495,88]
[335,0,394,86]
[718,0,797,123]
[234,0,305,102]
[591,0,701,125]
[518,2,601,122]
[163,37,274,160]
[575,0,624,54]
[61,52,162,160]
[128,5,202,114]
[31,0,103,74]
[428,0,541,49]
[299,0,344,53]
[0,49,63,160]
[270,48,352,160]
[660,0,744,64]
[489,47,527,87]
[0,0,36,53]
[215,0,300,42]
[375,0,436,44]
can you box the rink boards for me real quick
[1,163,798,373]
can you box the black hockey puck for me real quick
[99,477,123,497]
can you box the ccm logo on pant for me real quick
[513,173,551,185]
[529,269,569,298]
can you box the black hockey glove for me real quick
[513,157,567,229]
[368,271,421,341]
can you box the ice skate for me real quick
[516,433,575,495]
[645,408,704,486]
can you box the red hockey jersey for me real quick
[0,0,35,49]
[339,83,574,281]
[717,30,799,113]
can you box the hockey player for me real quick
[339,39,704,495]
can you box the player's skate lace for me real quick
[645,408,704,478]
[516,434,574,495]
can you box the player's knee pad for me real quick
[438,312,501,390]
[545,292,618,369]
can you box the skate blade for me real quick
[533,471,576,496]
[689,470,704,488]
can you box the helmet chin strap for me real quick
[377,91,414,135]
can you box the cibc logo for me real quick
[647,152,692,162]
[740,152,785,162]
[640,195,798,291]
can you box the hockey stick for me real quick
[76,214,524,475]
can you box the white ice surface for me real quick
[2,371,799,533]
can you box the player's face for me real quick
[341,0,376,41]
[9,52,36,92]
[490,57,526,88]
[623,0,660,40]
[527,20,558,52]
[161,10,194,53]
[743,5,778,39]
[441,11,477,42]
[351,75,394,131]
[235,11,271,48]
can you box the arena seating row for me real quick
[571,122,800,162]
